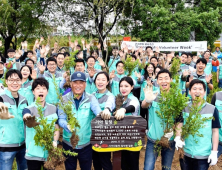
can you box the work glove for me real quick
[0,103,14,119]
[67,124,73,132]
[52,141,58,148]
[143,84,158,103]
[164,130,174,140]
[208,150,218,166]
[174,136,185,150]
[114,108,126,120]
[101,108,111,120]
[23,115,40,128]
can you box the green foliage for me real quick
[123,56,139,76]
[207,72,222,103]
[34,97,77,158]
[169,57,181,79]
[138,139,142,146]
[0,0,52,53]
[156,76,189,133]
[181,97,213,141]
[52,75,80,133]
[64,50,78,76]
[138,62,146,70]
[123,0,222,47]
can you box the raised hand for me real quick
[155,46,160,53]
[70,42,75,49]
[40,37,44,42]
[143,82,158,103]
[109,70,115,79]
[135,71,141,80]
[31,70,37,80]
[0,103,14,119]
[123,46,128,54]
[23,115,40,128]
[37,62,45,74]
[40,45,46,56]
[205,74,212,84]
[86,43,90,49]
[14,51,21,60]
[182,70,190,78]
[189,75,193,83]
[97,43,101,49]
[74,40,78,47]
[81,38,85,45]
[97,57,105,67]
[119,51,124,58]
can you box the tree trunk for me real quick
[4,36,14,57]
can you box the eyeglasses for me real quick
[7,79,22,84]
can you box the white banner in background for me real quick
[121,41,207,52]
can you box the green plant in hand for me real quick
[34,97,77,169]
[169,57,181,79]
[64,50,78,76]
[123,55,139,76]
[155,75,189,148]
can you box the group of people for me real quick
[0,37,222,170]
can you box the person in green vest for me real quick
[92,71,115,170]
[180,79,220,170]
[0,61,5,84]
[179,53,190,95]
[22,77,59,170]
[203,50,219,75]
[114,76,140,170]
[19,65,36,105]
[186,58,213,100]
[56,53,65,74]
[0,69,28,170]
[109,61,126,96]
[108,46,120,73]
[37,57,63,105]
[58,71,102,170]
[211,90,222,158]
[217,58,222,88]
[142,69,183,170]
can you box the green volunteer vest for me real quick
[25,102,57,161]
[111,74,126,96]
[62,92,94,146]
[183,102,213,159]
[18,79,34,105]
[204,59,212,75]
[0,89,27,147]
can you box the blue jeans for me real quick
[144,139,175,170]
[63,142,92,170]
[0,148,27,170]
[218,80,222,88]
[180,155,209,170]
[218,144,222,158]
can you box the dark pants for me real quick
[121,150,140,170]
[180,155,209,170]
[27,160,46,170]
[92,150,112,170]
[63,142,92,170]
[133,88,141,101]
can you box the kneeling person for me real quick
[23,78,59,170]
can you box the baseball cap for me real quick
[71,72,86,82]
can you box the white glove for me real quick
[115,108,126,120]
[174,136,185,150]
[23,113,31,120]
[164,130,174,140]
[208,150,218,165]
[143,85,158,103]
[52,141,57,148]
[101,108,111,120]
[67,124,72,132]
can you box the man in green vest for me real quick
[142,69,184,170]
[180,79,220,170]
[0,69,28,170]
[58,71,102,170]
[186,58,213,100]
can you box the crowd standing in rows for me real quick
[0,37,222,170]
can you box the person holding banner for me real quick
[92,71,115,170]
[113,76,140,170]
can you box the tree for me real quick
[58,0,134,46]
[0,0,53,56]
[122,0,222,47]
